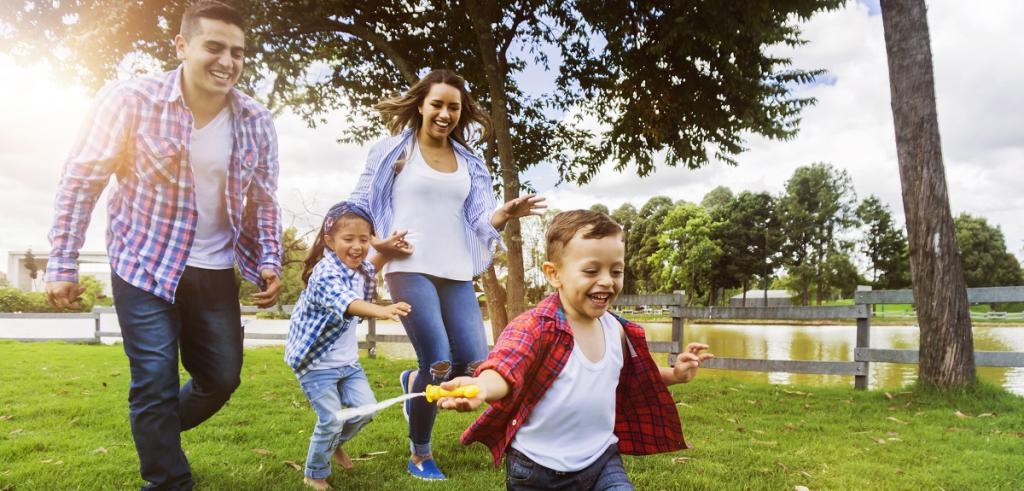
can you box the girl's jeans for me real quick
[298,364,376,479]
[385,273,489,456]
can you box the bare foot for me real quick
[333,447,353,470]
[303,477,332,490]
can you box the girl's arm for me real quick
[346,299,411,321]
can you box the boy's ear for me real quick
[541,261,561,289]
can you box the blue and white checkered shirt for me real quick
[285,252,376,376]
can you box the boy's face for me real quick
[543,229,625,322]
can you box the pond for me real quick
[371,321,1024,396]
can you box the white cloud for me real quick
[2,0,1022,274]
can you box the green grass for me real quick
[1,341,1022,490]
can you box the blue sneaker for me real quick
[399,369,414,423]
[407,458,446,480]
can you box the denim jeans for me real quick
[298,364,377,479]
[385,273,488,456]
[112,267,243,491]
[505,444,633,491]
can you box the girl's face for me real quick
[324,217,372,269]
[418,83,462,141]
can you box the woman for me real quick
[349,69,545,480]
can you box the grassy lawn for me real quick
[1,341,1022,490]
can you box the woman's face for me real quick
[418,83,462,141]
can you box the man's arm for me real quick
[46,82,132,308]
[248,114,283,307]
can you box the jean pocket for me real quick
[506,451,535,482]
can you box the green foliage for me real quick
[856,195,910,289]
[627,196,676,294]
[777,163,858,304]
[650,203,722,303]
[239,226,311,308]
[707,190,782,304]
[954,213,1024,287]
[611,203,640,294]
[0,276,105,313]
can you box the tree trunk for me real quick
[480,265,509,343]
[465,0,527,318]
[880,0,975,388]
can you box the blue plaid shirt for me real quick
[285,252,376,376]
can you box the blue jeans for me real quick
[112,268,243,491]
[505,444,633,490]
[298,364,377,479]
[385,273,488,456]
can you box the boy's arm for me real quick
[661,343,714,386]
[436,370,510,411]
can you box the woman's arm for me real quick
[491,193,548,230]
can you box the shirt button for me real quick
[512,419,517,426]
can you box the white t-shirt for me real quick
[315,271,365,369]
[185,106,235,269]
[510,312,624,472]
[385,140,474,280]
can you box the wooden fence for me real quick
[4,287,1023,391]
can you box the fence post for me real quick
[93,309,101,344]
[855,285,871,390]
[367,317,377,359]
[669,291,685,365]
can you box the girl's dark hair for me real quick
[373,69,491,147]
[301,212,372,284]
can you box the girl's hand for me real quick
[375,302,411,321]
[436,377,487,412]
[372,230,413,258]
[492,194,547,229]
[672,343,713,384]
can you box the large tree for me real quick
[880,0,975,387]
[2,0,842,322]
[650,202,721,304]
[628,196,676,294]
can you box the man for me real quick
[45,2,281,489]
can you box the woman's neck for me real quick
[416,126,449,150]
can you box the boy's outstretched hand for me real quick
[671,343,714,384]
[436,376,487,412]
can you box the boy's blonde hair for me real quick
[545,210,623,263]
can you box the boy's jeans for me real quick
[299,364,377,479]
[505,444,634,490]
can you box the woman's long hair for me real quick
[373,69,492,147]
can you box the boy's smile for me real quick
[543,228,625,324]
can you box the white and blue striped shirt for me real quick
[349,128,504,277]
[284,252,376,376]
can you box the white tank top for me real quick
[510,312,623,472]
[186,106,235,269]
[384,140,474,280]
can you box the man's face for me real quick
[544,229,625,322]
[174,18,245,99]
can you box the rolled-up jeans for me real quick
[112,267,243,491]
[385,272,488,456]
[298,364,377,479]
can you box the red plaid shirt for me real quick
[46,66,281,302]
[462,293,688,467]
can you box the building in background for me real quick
[729,289,794,308]
[5,250,111,296]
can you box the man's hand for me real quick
[46,281,86,310]
[250,269,280,308]
[672,343,714,384]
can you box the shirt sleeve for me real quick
[46,81,133,283]
[476,314,540,391]
[305,271,361,319]
[465,155,505,252]
[251,113,282,276]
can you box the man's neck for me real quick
[182,81,230,127]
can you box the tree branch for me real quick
[276,19,418,85]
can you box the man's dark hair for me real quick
[180,1,245,39]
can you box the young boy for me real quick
[438,209,713,490]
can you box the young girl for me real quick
[285,201,412,491]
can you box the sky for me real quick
[1,0,1022,276]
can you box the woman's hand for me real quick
[492,194,548,229]
[371,230,414,258]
